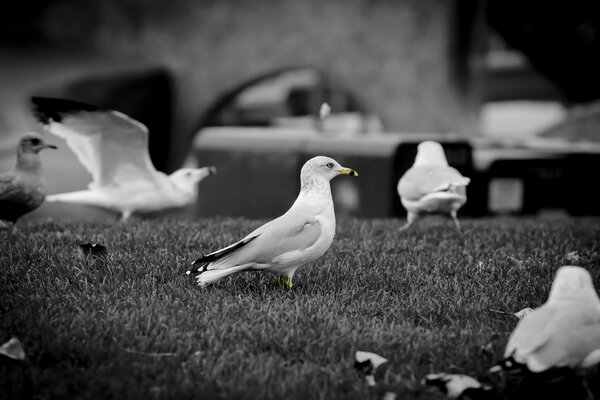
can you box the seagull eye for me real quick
[326,163,333,169]
[30,138,41,145]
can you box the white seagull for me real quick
[494,266,600,374]
[423,373,496,399]
[0,133,56,234]
[31,97,216,221]
[354,350,390,387]
[397,141,470,231]
[188,156,358,288]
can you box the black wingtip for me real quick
[31,96,101,124]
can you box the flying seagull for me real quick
[188,156,358,288]
[491,266,600,374]
[31,96,216,221]
[397,141,470,231]
[0,132,56,234]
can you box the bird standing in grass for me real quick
[31,96,216,221]
[397,141,470,231]
[0,133,56,235]
[492,266,600,375]
[423,373,497,399]
[189,156,358,288]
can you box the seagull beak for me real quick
[341,167,358,177]
[43,144,57,150]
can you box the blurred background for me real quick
[1,0,599,221]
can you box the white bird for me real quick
[397,141,470,231]
[31,97,216,221]
[188,156,358,288]
[354,350,390,387]
[0,133,56,234]
[423,373,496,399]
[0,337,26,361]
[494,266,600,374]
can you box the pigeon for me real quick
[31,97,216,221]
[423,373,496,399]
[188,156,358,288]
[491,266,600,374]
[397,141,470,231]
[0,133,56,233]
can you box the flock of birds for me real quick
[1,98,599,399]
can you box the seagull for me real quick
[0,133,56,234]
[0,337,26,361]
[188,156,358,288]
[354,350,390,387]
[31,96,217,221]
[423,373,496,400]
[397,141,470,231]
[491,266,600,374]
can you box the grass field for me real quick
[1,216,600,400]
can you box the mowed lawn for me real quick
[1,216,600,400]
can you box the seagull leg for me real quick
[450,210,462,233]
[120,211,132,223]
[399,211,417,232]
[286,277,294,289]
[276,276,284,288]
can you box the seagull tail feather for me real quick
[196,265,249,286]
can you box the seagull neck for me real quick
[15,152,42,174]
[300,174,331,198]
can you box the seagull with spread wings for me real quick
[1,133,56,235]
[397,141,470,231]
[188,156,358,289]
[31,97,216,221]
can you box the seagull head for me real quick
[414,141,449,167]
[548,265,600,304]
[169,167,217,191]
[301,156,358,182]
[18,132,57,154]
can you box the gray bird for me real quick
[0,133,56,234]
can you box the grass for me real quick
[1,216,600,400]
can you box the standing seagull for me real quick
[31,97,216,221]
[397,141,470,231]
[492,266,600,374]
[0,133,56,234]
[189,156,358,288]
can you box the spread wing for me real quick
[31,97,160,189]
[195,209,322,271]
[398,165,470,201]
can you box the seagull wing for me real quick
[31,97,159,189]
[197,208,322,271]
[0,174,18,200]
[398,165,470,201]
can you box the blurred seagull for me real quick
[188,156,358,288]
[0,337,26,361]
[31,97,216,221]
[0,133,56,234]
[78,242,108,259]
[423,373,496,400]
[491,266,600,374]
[354,350,390,387]
[397,141,470,231]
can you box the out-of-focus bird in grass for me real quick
[490,307,535,321]
[188,156,358,288]
[0,337,26,361]
[31,96,216,221]
[78,242,108,260]
[423,373,497,400]
[397,141,470,231]
[354,350,390,387]
[490,266,600,375]
[0,133,56,235]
